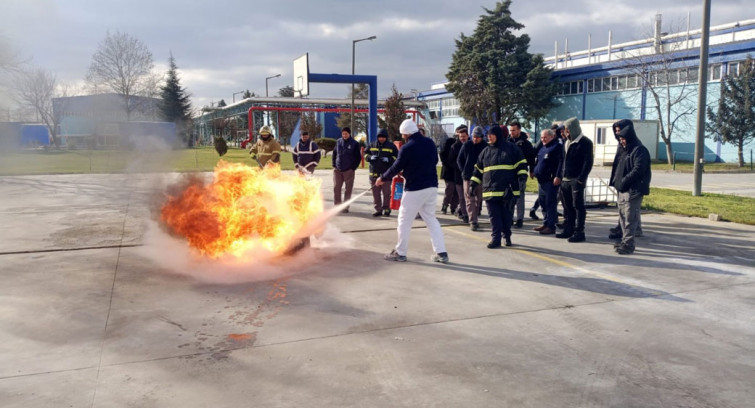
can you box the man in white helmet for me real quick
[249,125,281,167]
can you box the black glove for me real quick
[518,176,527,196]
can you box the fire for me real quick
[159,161,323,259]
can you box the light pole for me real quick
[265,74,281,97]
[351,35,376,138]
[232,90,244,103]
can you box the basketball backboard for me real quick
[293,53,309,97]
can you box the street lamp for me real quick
[351,35,376,138]
[265,74,281,97]
[232,90,244,103]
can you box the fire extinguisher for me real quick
[390,174,404,210]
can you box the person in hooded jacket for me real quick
[469,125,527,248]
[292,131,321,175]
[457,126,486,230]
[448,126,469,223]
[366,128,399,217]
[608,125,643,239]
[556,117,594,243]
[610,119,651,255]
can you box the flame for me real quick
[159,161,323,259]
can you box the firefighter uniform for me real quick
[249,125,281,167]
[469,125,528,248]
[366,129,399,216]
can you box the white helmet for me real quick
[258,125,273,136]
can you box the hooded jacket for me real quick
[561,117,594,183]
[470,125,528,201]
[610,119,651,196]
[511,131,536,172]
[457,138,487,181]
[366,139,398,178]
[448,138,466,184]
[439,137,457,181]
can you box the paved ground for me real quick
[1,169,754,408]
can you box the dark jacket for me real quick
[457,140,486,181]
[332,136,361,171]
[561,118,594,183]
[470,135,528,201]
[534,137,564,184]
[439,137,457,181]
[380,132,439,191]
[511,132,536,172]
[610,119,651,196]
[448,139,465,184]
[366,140,398,178]
[292,139,321,170]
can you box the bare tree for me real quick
[14,68,60,146]
[86,31,156,120]
[625,17,698,164]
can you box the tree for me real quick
[13,67,60,146]
[86,31,158,120]
[337,83,369,134]
[242,89,255,99]
[624,20,699,165]
[446,1,556,126]
[383,84,405,141]
[278,85,294,97]
[217,99,226,107]
[707,56,755,167]
[300,112,323,145]
[158,54,193,145]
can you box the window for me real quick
[587,79,595,93]
[728,62,739,78]
[618,76,627,89]
[687,68,698,82]
[710,64,721,81]
[678,69,688,83]
[602,77,611,91]
[627,75,638,89]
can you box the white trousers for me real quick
[395,187,447,256]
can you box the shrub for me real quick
[314,138,336,157]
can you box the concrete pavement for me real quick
[1,169,754,407]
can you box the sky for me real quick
[0,0,750,113]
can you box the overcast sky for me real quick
[0,0,750,112]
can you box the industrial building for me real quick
[416,17,755,164]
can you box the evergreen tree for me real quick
[217,99,226,107]
[278,85,295,97]
[446,1,556,125]
[242,89,254,98]
[707,56,755,167]
[159,53,192,145]
[383,84,406,142]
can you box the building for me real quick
[52,93,175,148]
[417,17,755,164]
[545,15,755,163]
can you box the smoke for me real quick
[137,219,354,284]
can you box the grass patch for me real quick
[642,187,755,225]
[652,161,754,173]
[0,147,335,175]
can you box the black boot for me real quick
[529,209,540,220]
[568,232,586,243]
[462,215,469,224]
[514,219,523,228]
[372,211,382,217]
[505,237,512,247]
[441,205,448,215]
[487,240,501,249]
[383,209,391,217]
[556,229,574,239]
